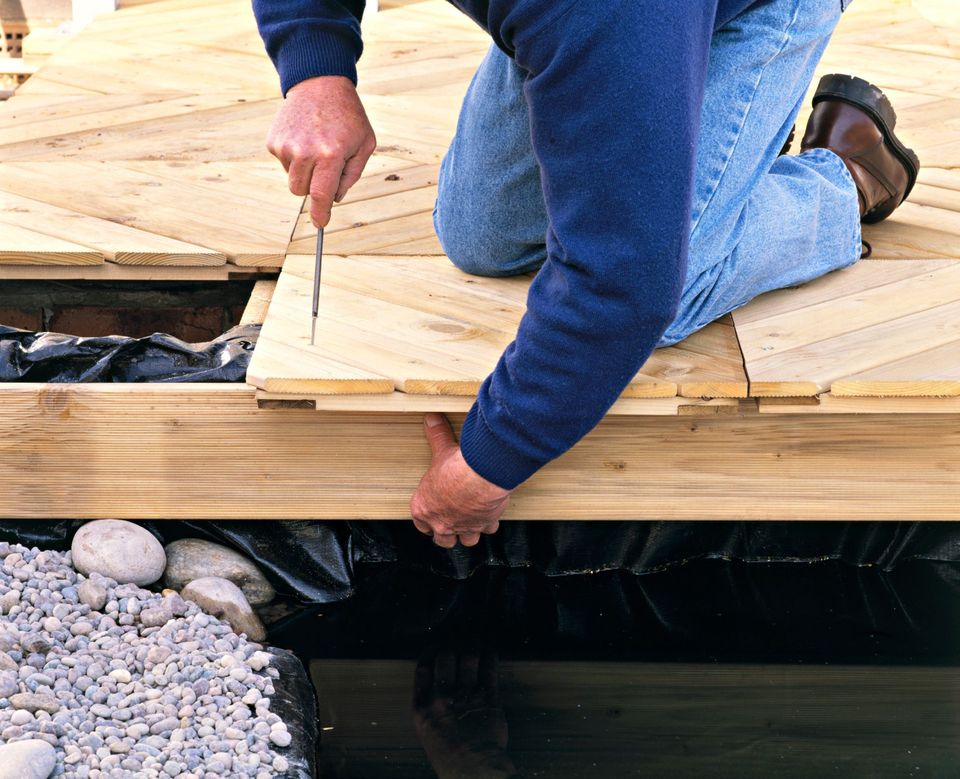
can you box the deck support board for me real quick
[0,383,957,520]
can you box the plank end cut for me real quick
[0,222,104,265]
[831,379,960,397]
[114,250,227,266]
[230,252,286,267]
[619,379,679,399]
[748,381,822,397]
[256,377,396,395]
[400,379,482,396]
[678,381,750,399]
[0,250,103,266]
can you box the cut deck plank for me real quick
[733,260,960,396]
[0,162,296,265]
[246,254,748,400]
[0,264,272,281]
[830,339,960,396]
[758,394,960,414]
[0,223,103,265]
[0,190,226,265]
[0,0,300,272]
[255,391,746,416]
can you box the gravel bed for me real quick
[0,542,296,778]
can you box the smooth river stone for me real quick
[0,739,57,779]
[78,579,108,611]
[10,692,59,714]
[181,578,266,642]
[71,520,166,586]
[164,539,275,607]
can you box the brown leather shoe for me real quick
[801,74,920,224]
[780,125,796,156]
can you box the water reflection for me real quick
[272,560,960,778]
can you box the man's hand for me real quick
[266,75,376,227]
[411,414,511,548]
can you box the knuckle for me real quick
[437,518,456,534]
[313,144,338,161]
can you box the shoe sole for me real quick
[813,74,920,223]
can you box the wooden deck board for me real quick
[2,0,959,411]
[245,254,749,402]
[0,0,300,271]
[1,383,958,520]
[734,261,960,397]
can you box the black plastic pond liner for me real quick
[0,323,258,382]
[269,648,318,779]
[3,520,960,607]
[271,559,960,665]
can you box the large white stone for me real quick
[71,520,165,586]
[181,577,266,642]
[0,739,57,779]
[164,539,275,607]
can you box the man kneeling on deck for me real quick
[254,0,919,548]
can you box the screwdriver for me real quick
[310,226,324,346]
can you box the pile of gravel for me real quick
[0,541,295,778]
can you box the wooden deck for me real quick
[0,0,958,520]
[240,0,960,413]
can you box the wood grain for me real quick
[1,384,959,519]
[247,254,748,400]
[734,261,960,396]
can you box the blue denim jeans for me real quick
[434,0,862,346]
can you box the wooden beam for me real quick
[239,279,276,326]
[0,383,957,520]
[254,390,746,415]
[0,264,278,281]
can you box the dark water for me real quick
[271,559,960,778]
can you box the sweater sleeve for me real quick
[458,0,718,489]
[252,0,366,94]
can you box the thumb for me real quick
[423,413,457,459]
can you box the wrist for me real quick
[454,449,511,499]
[288,74,356,97]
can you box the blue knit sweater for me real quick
[254,0,756,490]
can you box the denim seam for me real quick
[691,0,805,237]
[801,147,863,265]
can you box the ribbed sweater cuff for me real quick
[459,403,545,491]
[276,28,359,95]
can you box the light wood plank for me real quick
[0,190,225,265]
[0,162,292,265]
[255,391,745,416]
[0,223,103,265]
[239,279,277,326]
[250,255,747,400]
[0,264,273,281]
[735,261,960,396]
[831,338,960,396]
[2,384,960,519]
[758,394,960,414]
